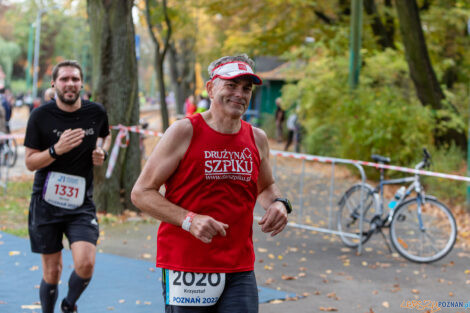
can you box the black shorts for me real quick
[28,195,99,254]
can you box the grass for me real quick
[0,180,33,238]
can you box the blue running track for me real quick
[0,232,295,312]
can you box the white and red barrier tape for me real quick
[105,125,163,179]
[0,134,25,140]
[270,150,470,183]
[7,128,470,183]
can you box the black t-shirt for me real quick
[24,100,110,212]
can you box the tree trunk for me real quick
[395,0,466,148]
[168,42,183,117]
[145,0,171,131]
[395,0,444,110]
[156,49,170,130]
[169,39,196,117]
[87,0,140,214]
[364,0,395,49]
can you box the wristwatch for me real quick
[49,145,59,159]
[274,198,292,214]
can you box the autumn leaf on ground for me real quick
[141,253,152,259]
[264,265,273,270]
[9,251,20,256]
[257,248,268,253]
[327,292,340,300]
[319,307,338,311]
[268,254,275,259]
[265,278,275,285]
[21,304,41,309]
[411,289,419,294]
[281,275,297,280]
[391,284,400,293]
[382,301,390,308]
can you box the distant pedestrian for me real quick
[44,87,55,102]
[0,88,13,133]
[196,90,210,113]
[184,95,196,116]
[284,111,301,152]
[274,97,285,143]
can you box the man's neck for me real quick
[56,98,82,113]
[201,111,241,134]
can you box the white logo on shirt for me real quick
[204,149,254,181]
[53,128,95,137]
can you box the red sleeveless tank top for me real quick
[156,113,260,273]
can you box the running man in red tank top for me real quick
[132,54,292,313]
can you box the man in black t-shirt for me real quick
[24,60,111,313]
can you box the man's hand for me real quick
[92,147,106,166]
[54,128,85,155]
[258,201,288,236]
[189,215,229,244]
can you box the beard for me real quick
[57,89,80,105]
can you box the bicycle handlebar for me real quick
[415,148,431,171]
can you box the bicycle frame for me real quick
[373,160,427,225]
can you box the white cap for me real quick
[210,61,262,85]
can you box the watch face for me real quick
[276,198,292,214]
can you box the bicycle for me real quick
[0,136,18,168]
[337,149,457,263]
[0,138,11,192]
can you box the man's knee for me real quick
[74,257,95,277]
[43,262,62,283]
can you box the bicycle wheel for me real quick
[5,138,17,168]
[390,196,457,263]
[337,183,378,247]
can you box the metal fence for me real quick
[253,150,368,253]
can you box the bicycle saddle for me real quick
[371,154,391,164]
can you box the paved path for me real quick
[97,219,470,313]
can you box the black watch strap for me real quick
[274,198,292,214]
[103,149,108,161]
[49,145,59,159]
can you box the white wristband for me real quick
[182,212,196,232]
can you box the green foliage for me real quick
[282,46,434,165]
[423,144,467,201]
[0,180,33,238]
[10,79,27,94]
[0,36,21,87]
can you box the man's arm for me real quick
[25,128,85,171]
[253,127,288,237]
[92,134,111,166]
[131,119,228,244]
